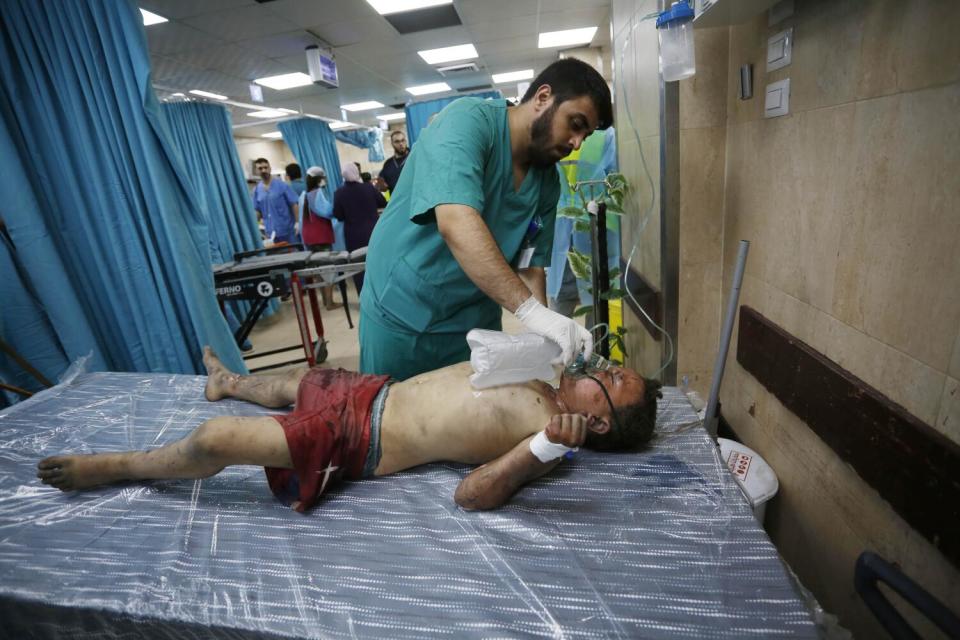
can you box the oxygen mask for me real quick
[564,352,614,379]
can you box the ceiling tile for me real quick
[145,22,225,55]
[140,0,255,21]
[181,4,298,42]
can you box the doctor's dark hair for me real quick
[285,163,302,180]
[584,378,663,452]
[521,58,613,130]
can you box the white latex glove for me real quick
[294,222,300,235]
[514,296,593,367]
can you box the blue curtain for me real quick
[0,0,245,380]
[278,118,346,250]
[405,91,502,144]
[162,101,275,333]
[162,102,263,265]
[334,128,385,163]
[0,230,71,407]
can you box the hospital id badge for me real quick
[518,246,535,269]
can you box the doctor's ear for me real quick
[531,84,554,110]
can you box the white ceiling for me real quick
[140,0,612,138]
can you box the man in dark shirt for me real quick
[379,130,408,193]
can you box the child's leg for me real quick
[37,415,291,491]
[203,346,307,408]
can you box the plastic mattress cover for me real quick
[0,372,818,639]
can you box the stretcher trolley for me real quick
[212,246,365,372]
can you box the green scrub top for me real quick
[360,97,560,337]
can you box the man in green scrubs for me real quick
[360,59,613,380]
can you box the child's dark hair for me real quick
[585,378,663,451]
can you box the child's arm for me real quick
[454,414,589,510]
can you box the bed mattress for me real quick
[0,372,817,638]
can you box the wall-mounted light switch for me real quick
[764,78,790,117]
[767,27,793,72]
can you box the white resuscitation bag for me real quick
[467,329,561,389]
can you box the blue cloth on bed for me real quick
[0,374,818,639]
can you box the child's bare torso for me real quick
[373,363,559,475]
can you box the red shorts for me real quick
[265,368,390,512]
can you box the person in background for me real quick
[379,130,408,194]
[360,171,372,184]
[299,166,340,310]
[252,158,298,245]
[333,162,386,294]
[286,163,305,196]
[286,163,305,242]
[374,174,391,202]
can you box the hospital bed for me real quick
[0,372,818,638]
[213,248,366,371]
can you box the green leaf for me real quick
[608,267,621,280]
[603,198,624,214]
[572,305,592,317]
[573,219,592,233]
[566,249,592,280]
[558,206,585,219]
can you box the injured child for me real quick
[37,348,661,512]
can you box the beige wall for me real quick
[675,0,960,636]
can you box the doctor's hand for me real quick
[514,296,593,367]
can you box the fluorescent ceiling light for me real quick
[328,121,356,130]
[417,43,478,65]
[254,72,313,90]
[189,89,227,100]
[171,92,185,97]
[340,101,385,112]
[377,112,406,121]
[405,82,451,96]
[277,108,298,114]
[491,69,534,84]
[538,27,598,49]
[247,109,290,118]
[140,8,168,25]
[366,0,452,15]
[261,131,283,139]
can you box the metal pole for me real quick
[595,201,611,357]
[705,240,750,438]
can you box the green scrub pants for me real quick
[359,309,494,380]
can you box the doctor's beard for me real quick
[528,103,565,168]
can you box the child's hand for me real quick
[544,413,591,448]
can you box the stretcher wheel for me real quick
[313,340,328,364]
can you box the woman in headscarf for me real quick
[333,162,387,293]
[299,166,340,309]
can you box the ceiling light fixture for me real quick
[377,113,406,121]
[366,0,452,15]
[247,109,290,118]
[328,121,357,130]
[261,131,284,139]
[253,72,313,90]
[538,26,598,49]
[340,101,385,112]
[277,108,298,114]
[491,69,534,84]
[140,8,168,25]
[417,43,478,65]
[189,89,228,100]
[405,82,451,96]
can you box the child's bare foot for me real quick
[37,455,125,491]
[203,346,239,401]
